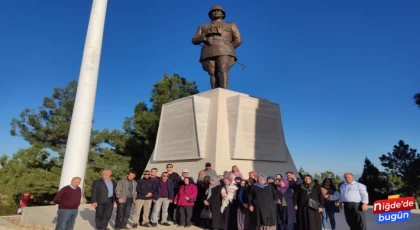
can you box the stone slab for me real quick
[153,96,210,161]
[227,95,287,161]
[145,88,298,179]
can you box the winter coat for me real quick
[136,177,155,200]
[174,184,198,207]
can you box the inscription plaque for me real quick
[153,96,210,161]
[227,95,288,161]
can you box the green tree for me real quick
[376,173,404,195]
[358,157,388,204]
[1,73,199,212]
[379,140,419,196]
[0,145,60,206]
[414,93,420,108]
[118,73,199,173]
[298,167,308,178]
[4,80,130,205]
[10,81,77,158]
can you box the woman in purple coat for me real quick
[276,178,296,230]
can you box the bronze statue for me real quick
[192,5,242,89]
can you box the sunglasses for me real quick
[143,174,150,176]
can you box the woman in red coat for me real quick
[174,177,198,227]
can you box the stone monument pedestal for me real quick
[145,88,297,179]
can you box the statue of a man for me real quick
[192,5,242,89]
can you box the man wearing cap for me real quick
[192,5,242,89]
[202,162,218,178]
[175,169,195,188]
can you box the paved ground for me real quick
[1,206,420,230]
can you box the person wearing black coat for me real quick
[132,170,155,228]
[91,169,117,230]
[294,175,324,230]
[248,174,278,230]
[204,176,224,230]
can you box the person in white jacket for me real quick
[321,178,340,230]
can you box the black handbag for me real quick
[334,203,340,213]
[200,205,212,219]
[308,198,321,210]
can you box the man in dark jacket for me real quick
[166,164,179,223]
[150,172,174,227]
[132,170,155,228]
[91,169,117,230]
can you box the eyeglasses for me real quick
[143,174,150,176]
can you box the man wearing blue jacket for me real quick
[150,172,174,227]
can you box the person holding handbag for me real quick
[204,177,224,230]
[174,177,198,227]
[293,175,324,230]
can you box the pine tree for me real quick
[379,140,419,196]
[358,157,388,203]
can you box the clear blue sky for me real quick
[0,0,419,177]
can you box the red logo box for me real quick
[373,196,415,214]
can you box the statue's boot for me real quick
[210,74,217,89]
[219,71,229,89]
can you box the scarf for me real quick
[255,174,270,188]
[301,181,315,194]
[276,178,289,193]
[205,176,220,199]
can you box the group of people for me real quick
[52,162,369,230]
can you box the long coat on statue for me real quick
[294,183,324,230]
[192,21,242,62]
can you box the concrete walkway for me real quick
[1,205,420,230]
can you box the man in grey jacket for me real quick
[115,170,137,229]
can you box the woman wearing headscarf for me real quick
[204,176,224,230]
[248,171,257,180]
[321,178,340,230]
[221,176,239,230]
[276,178,296,230]
[293,175,324,230]
[248,174,279,230]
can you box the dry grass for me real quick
[0,216,52,230]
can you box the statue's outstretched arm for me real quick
[192,26,207,45]
[231,23,242,48]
